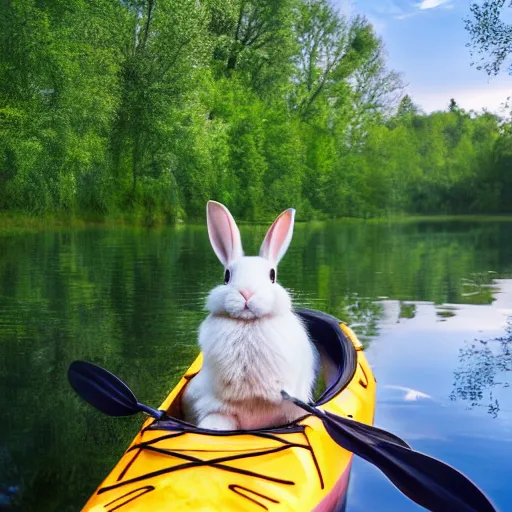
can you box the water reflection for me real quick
[349,280,512,512]
[436,305,457,321]
[398,302,416,321]
[450,318,512,418]
[0,219,512,510]
[459,272,497,304]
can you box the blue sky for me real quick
[339,0,512,114]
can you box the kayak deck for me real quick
[80,309,376,511]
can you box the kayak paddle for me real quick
[282,391,497,512]
[67,360,497,512]
[68,360,166,420]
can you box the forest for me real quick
[1,0,511,224]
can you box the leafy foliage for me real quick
[0,0,511,223]
[465,0,512,76]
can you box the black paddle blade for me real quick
[283,391,411,448]
[282,392,497,512]
[322,412,496,512]
[68,360,163,419]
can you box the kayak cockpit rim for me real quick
[145,308,359,435]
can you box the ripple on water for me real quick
[1,221,512,511]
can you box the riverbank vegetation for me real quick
[1,0,511,225]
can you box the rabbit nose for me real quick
[240,289,254,301]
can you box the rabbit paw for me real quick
[198,413,239,431]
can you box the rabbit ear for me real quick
[259,208,296,265]
[206,201,243,266]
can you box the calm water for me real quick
[1,219,512,511]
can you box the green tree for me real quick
[465,1,512,76]
[0,0,125,213]
[292,1,377,120]
[109,0,210,220]
[0,0,509,224]
[208,0,297,95]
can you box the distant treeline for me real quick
[1,0,511,224]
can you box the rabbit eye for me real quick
[270,268,276,283]
[224,269,231,284]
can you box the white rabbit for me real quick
[181,200,319,431]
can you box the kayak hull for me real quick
[80,310,376,511]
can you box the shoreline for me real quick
[1,212,512,235]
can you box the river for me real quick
[1,218,511,511]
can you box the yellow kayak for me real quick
[80,309,376,511]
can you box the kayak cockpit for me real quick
[296,308,358,406]
[146,308,359,434]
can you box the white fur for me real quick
[181,202,318,430]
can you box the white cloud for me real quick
[411,83,512,114]
[390,0,453,20]
[418,0,450,9]
[395,11,420,20]
[385,385,432,401]
[350,0,454,26]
